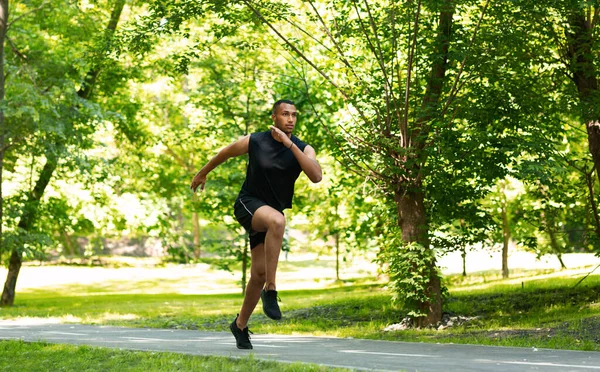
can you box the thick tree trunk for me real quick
[565,11,600,185]
[396,189,442,327]
[391,2,454,327]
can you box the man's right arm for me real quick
[190,135,250,192]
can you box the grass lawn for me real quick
[0,340,351,372]
[1,259,599,354]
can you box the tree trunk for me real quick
[460,220,467,277]
[548,228,567,270]
[2,150,57,305]
[1,249,19,305]
[390,2,454,327]
[335,232,340,281]
[61,230,75,256]
[192,211,201,258]
[396,189,442,327]
[461,247,467,277]
[501,203,510,279]
[565,11,600,186]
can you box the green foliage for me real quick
[377,234,447,318]
[2,0,144,265]
[0,229,51,263]
[4,0,600,328]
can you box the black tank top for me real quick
[238,130,308,211]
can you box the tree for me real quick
[118,0,576,325]
[562,2,600,186]
[239,0,588,325]
[237,0,534,326]
[1,0,128,306]
[513,1,600,246]
[509,1,600,255]
[518,117,599,264]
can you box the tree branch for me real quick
[242,0,348,99]
[7,1,51,31]
[403,0,422,147]
[363,0,399,129]
[165,146,193,172]
[5,36,27,61]
[349,0,396,134]
[0,136,24,152]
[389,3,403,134]
[439,0,490,120]
[304,0,364,85]
[591,7,600,31]
[243,0,375,132]
[283,18,335,55]
[304,88,391,182]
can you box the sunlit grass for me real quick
[0,340,351,372]
[1,263,599,352]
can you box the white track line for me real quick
[339,350,439,358]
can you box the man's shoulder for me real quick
[250,130,270,140]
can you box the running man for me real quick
[190,99,322,349]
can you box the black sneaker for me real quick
[261,289,282,320]
[229,315,253,349]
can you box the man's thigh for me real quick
[251,205,284,232]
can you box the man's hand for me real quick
[270,126,293,148]
[190,171,207,193]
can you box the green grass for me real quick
[0,340,350,372]
[1,265,599,353]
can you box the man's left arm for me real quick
[291,144,322,183]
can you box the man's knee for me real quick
[268,213,286,232]
[250,272,266,285]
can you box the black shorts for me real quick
[234,195,272,249]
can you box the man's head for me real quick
[271,99,297,135]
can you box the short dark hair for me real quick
[272,99,296,114]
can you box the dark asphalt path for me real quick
[1,323,599,371]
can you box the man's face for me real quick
[272,103,297,134]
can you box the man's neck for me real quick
[270,130,292,142]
